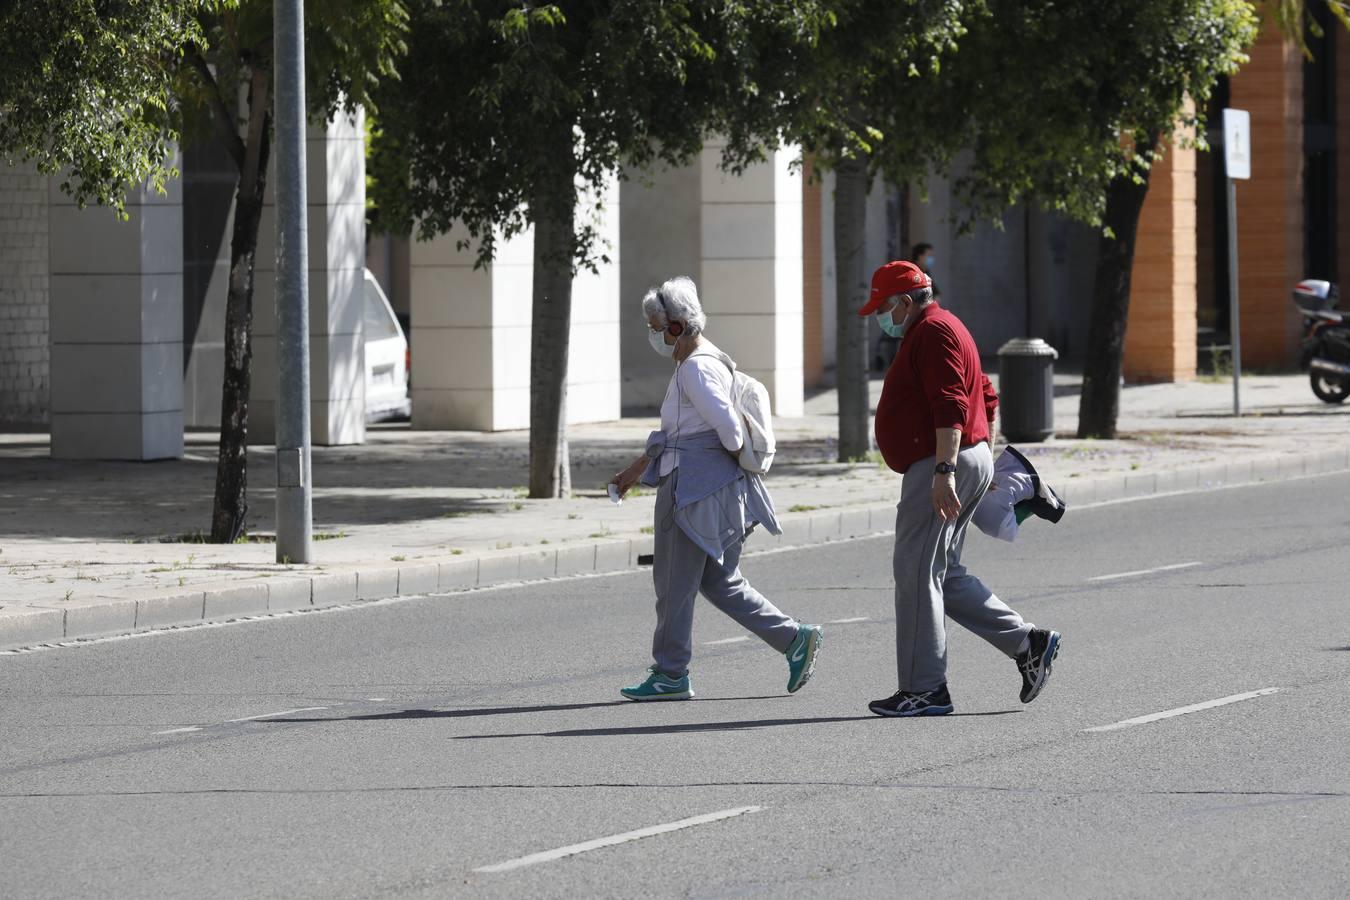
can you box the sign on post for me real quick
[1222,108,1250,416]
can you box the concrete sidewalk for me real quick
[2,373,1347,650]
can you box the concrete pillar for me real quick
[1125,130,1198,383]
[699,140,803,416]
[410,173,620,430]
[48,168,184,459]
[1229,20,1305,368]
[619,162,701,411]
[253,110,367,445]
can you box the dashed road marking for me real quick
[703,636,750,646]
[153,727,202,736]
[1088,561,1203,582]
[1084,688,1280,733]
[827,617,870,624]
[474,805,762,873]
[224,707,328,723]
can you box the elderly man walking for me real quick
[859,260,1061,717]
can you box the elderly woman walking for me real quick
[609,276,823,700]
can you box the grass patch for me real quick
[639,526,654,535]
[391,554,406,562]
[788,504,822,513]
[314,531,348,541]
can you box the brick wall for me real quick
[1125,128,1198,383]
[1229,19,1305,368]
[0,166,50,423]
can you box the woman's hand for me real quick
[610,454,649,498]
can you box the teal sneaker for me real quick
[785,624,823,693]
[620,666,694,701]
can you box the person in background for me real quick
[859,260,1061,717]
[875,242,940,372]
[609,276,823,701]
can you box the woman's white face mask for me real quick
[648,328,677,358]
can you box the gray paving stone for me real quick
[437,558,478,592]
[777,518,811,547]
[517,549,557,581]
[594,540,631,572]
[398,563,440,596]
[311,572,357,606]
[555,545,596,578]
[477,553,520,586]
[629,535,655,566]
[809,512,842,542]
[203,583,269,620]
[59,598,137,639]
[0,606,67,648]
[135,592,206,630]
[1124,471,1157,498]
[356,568,399,601]
[266,577,313,612]
[839,508,871,538]
[868,505,896,533]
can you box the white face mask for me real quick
[648,328,677,358]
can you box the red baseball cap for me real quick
[858,260,932,316]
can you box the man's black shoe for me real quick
[868,684,954,717]
[1016,628,1061,703]
[1006,446,1067,525]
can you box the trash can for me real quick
[997,338,1058,443]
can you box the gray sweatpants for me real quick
[651,474,798,677]
[894,443,1033,692]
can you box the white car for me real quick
[363,269,411,422]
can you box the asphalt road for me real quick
[3,475,1348,899]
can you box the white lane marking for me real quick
[827,617,870,624]
[367,697,389,702]
[474,805,762,874]
[154,727,202,735]
[703,636,750,646]
[1087,561,1203,582]
[224,706,327,723]
[1084,688,1280,733]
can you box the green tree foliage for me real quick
[371,0,830,497]
[2,0,409,540]
[753,0,968,462]
[0,0,201,212]
[884,0,1259,438]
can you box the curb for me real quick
[4,445,1348,652]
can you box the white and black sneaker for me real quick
[868,684,954,717]
[1016,628,1061,703]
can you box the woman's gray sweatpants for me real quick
[651,474,798,677]
[893,443,1033,692]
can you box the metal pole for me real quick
[1226,177,1242,417]
[275,0,312,563]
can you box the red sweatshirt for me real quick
[875,302,998,475]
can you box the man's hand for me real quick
[932,473,961,521]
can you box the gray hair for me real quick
[907,286,934,306]
[641,276,707,335]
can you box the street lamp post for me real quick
[274,0,313,563]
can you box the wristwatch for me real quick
[934,461,957,476]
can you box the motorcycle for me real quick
[1294,279,1350,404]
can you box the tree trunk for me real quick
[210,72,272,542]
[834,154,871,461]
[1077,164,1154,439]
[527,175,576,499]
